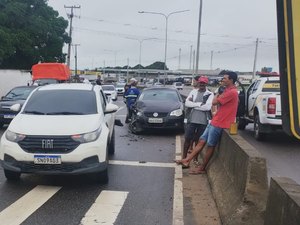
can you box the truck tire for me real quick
[254,114,265,141]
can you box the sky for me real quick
[47,0,279,72]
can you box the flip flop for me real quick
[182,164,190,169]
[189,169,206,175]
[173,159,189,168]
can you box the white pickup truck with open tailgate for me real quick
[237,75,282,140]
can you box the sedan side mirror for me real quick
[104,103,119,114]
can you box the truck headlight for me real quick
[5,130,26,143]
[71,127,102,143]
[170,109,183,117]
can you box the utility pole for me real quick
[210,50,214,70]
[126,58,129,83]
[65,5,80,67]
[252,38,259,81]
[73,44,80,81]
[178,48,181,70]
[189,45,193,71]
[192,50,196,76]
[103,60,106,76]
[195,0,203,77]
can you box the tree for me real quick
[145,61,168,70]
[0,0,69,69]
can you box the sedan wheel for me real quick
[129,115,143,134]
[108,129,115,155]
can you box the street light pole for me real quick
[195,0,203,78]
[139,10,189,85]
[125,37,156,82]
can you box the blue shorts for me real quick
[200,124,223,147]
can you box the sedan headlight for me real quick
[71,127,102,143]
[170,109,183,117]
[5,130,26,143]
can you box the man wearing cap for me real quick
[175,70,239,174]
[182,76,213,164]
[124,78,140,123]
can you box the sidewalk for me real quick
[180,137,222,225]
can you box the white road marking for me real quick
[80,190,128,225]
[173,135,184,225]
[109,160,176,168]
[0,185,61,225]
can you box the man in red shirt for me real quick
[175,70,239,174]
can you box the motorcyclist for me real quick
[124,78,140,123]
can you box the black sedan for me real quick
[0,85,37,128]
[129,87,185,134]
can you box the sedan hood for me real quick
[0,99,26,108]
[136,100,182,113]
[8,114,102,135]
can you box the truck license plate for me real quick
[34,155,61,164]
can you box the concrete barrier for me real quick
[264,177,300,225]
[204,130,269,225]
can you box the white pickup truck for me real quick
[237,75,282,140]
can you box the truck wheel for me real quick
[254,114,265,141]
[108,129,115,155]
[4,170,21,181]
[237,118,247,130]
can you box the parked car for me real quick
[115,83,126,95]
[0,85,37,128]
[153,82,163,87]
[173,82,184,90]
[237,75,282,140]
[102,84,118,101]
[0,83,119,182]
[129,87,185,134]
[145,82,153,88]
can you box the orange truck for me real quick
[31,63,71,85]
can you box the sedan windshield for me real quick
[23,90,97,115]
[140,89,180,102]
[4,87,36,100]
[102,85,115,91]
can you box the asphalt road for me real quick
[0,98,180,225]
[239,124,300,184]
[0,88,299,224]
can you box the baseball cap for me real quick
[130,78,137,82]
[198,76,209,84]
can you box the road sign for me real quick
[277,0,300,139]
